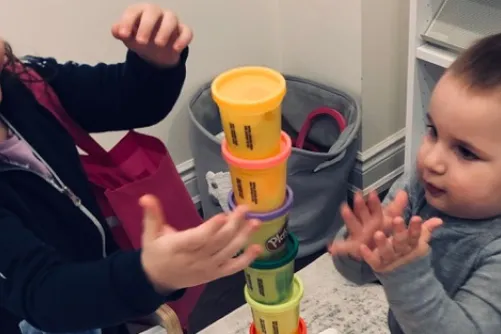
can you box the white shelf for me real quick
[415,43,458,68]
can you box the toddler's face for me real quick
[417,73,501,219]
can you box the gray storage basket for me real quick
[189,75,361,258]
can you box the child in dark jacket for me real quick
[0,3,261,334]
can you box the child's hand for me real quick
[360,216,442,273]
[111,3,193,67]
[329,190,408,260]
[139,195,261,292]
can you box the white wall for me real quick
[0,0,408,167]
[0,0,281,164]
[277,0,363,100]
[361,0,409,151]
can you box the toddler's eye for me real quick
[457,146,478,161]
[425,124,437,139]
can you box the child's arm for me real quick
[0,208,179,332]
[378,246,501,334]
[25,48,188,133]
[362,218,501,334]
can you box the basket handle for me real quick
[295,107,346,150]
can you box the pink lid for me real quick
[221,131,292,170]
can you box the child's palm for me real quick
[329,191,407,260]
[360,216,442,273]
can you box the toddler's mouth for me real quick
[424,182,445,196]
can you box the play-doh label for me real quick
[266,224,288,251]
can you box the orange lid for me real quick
[211,66,286,112]
[222,131,291,170]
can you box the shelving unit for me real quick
[405,0,501,173]
[405,0,455,173]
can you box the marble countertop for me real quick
[141,253,390,334]
[198,253,390,334]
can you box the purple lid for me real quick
[227,186,293,221]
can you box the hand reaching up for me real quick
[329,190,408,260]
[112,3,193,67]
[139,195,262,292]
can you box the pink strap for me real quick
[295,107,347,149]
[6,63,108,158]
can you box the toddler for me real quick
[330,32,501,334]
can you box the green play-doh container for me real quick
[228,186,293,260]
[244,233,299,305]
[245,275,304,334]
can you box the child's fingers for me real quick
[384,190,408,218]
[373,231,395,263]
[422,218,443,241]
[353,192,371,224]
[204,206,249,253]
[153,12,179,46]
[359,244,381,269]
[328,240,360,259]
[135,7,162,44]
[218,244,261,277]
[212,219,261,264]
[183,213,228,250]
[407,216,422,247]
[391,217,411,254]
[340,202,362,237]
[173,23,193,52]
[366,191,383,222]
[116,5,144,39]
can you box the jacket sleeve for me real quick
[0,208,183,332]
[376,244,501,334]
[25,48,188,133]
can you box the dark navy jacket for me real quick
[0,48,188,334]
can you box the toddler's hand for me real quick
[360,216,442,273]
[111,3,193,67]
[139,195,261,292]
[329,190,407,260]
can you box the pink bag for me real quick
[9,64,205,330]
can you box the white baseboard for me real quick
[175,158,201,209]
[349,128,405,195]
[176,129,406,207]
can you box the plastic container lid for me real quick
[249,233,299,270]
[221,131,292,170]
[211,66,286,111]
[249,318,307,334]
[228,186,294,221]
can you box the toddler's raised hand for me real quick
[329,191,385,260]
[360,216,442,273]
[329,190,408,260]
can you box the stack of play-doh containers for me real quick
[212,66,307,334]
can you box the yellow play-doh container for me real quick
[245,275,304,334]
[228,186,293,260]
[249,318,307,334]
[244,233,299,304]
[211,66,286,160]
[222,131,291,212]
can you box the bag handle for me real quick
[7,63,109,158]
[295,107,347,150]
